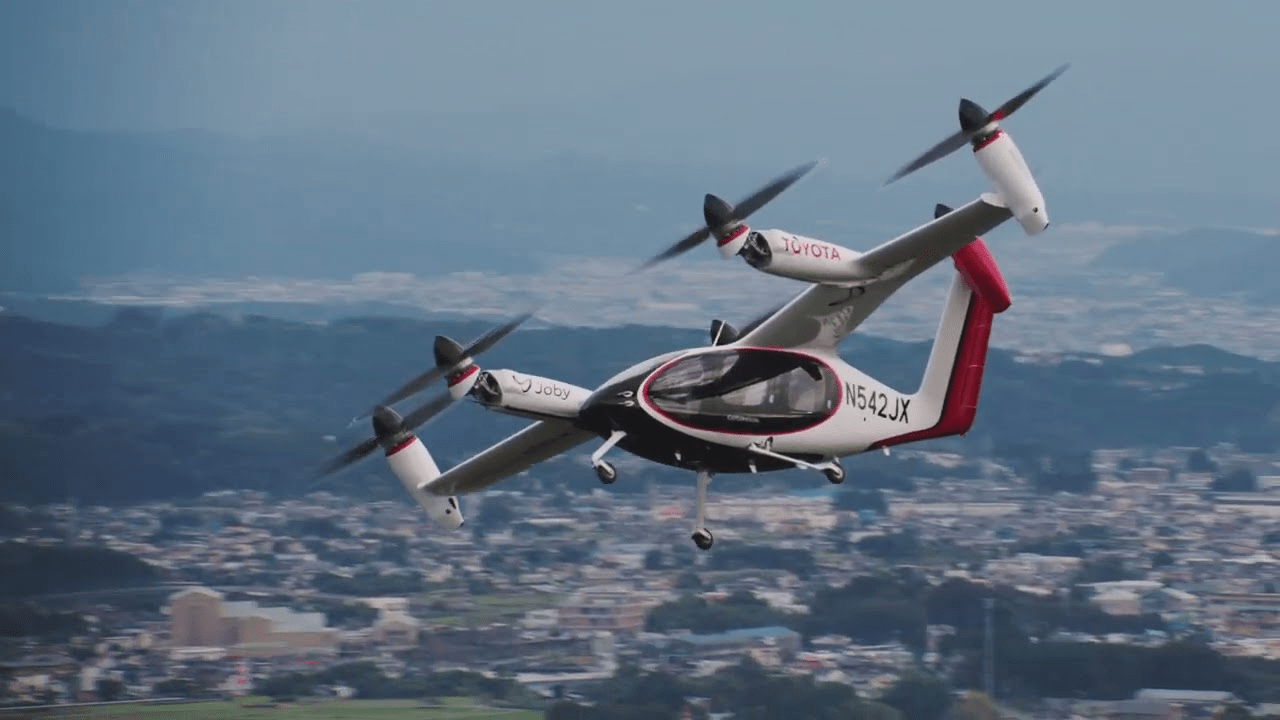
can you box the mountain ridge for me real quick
[7,107,1280,297]
[3,308,1279,507]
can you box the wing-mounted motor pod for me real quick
[322,312,538,529]
[354,311,536,420]
[638,160,823,271]
[375,410,464,529]
[740,229,866,285]
[471,369,592,419]
[885,64,1069,237]
[318,404,464,530]
[959,102,1049,236]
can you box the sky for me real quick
[2,0,1279,192]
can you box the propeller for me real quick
[318,394,455,477]
[356,311,536,419]
[638,159,823,271]
[885,63,1069,186]
[323,311,535,478]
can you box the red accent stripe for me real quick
[447,364,479,387]
[867,295,993,450]
[953,238,1012,313]
[972,128,1004,152]
[386,435,417,456]
[716,224,749,248]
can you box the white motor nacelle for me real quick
[972,129,1048,236]
[384,435,464,529]
[472,369,591,419]
[446,362,480,400]
[740,229,878,285]
[715,223,751,259]
[885,65,1066,235]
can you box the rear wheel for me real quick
[595,461,617,485]
[824,464,845,485]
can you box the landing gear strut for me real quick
[591,430,626,486]
[691,469,714,550]
[746,439,846,485]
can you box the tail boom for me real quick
[867,238,1008,450]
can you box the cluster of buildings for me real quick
[3,442,1280,714]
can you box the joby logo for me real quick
[510,373,534,393]
[534,383,572,399]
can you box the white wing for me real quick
[421,419,596,495]
[735,193,1013,351]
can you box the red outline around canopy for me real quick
[639,348,843,437]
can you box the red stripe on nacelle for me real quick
[716,224,748,248]
[386,435,417,456]
[973,128,1004,152]
[953,238,1012,313]
[447,364,479,387]
[867,295,994,450]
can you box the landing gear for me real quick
[591,430,626,486]
[824,460,845,485]
[595,461,617,485]
[746,439,846,486]
[692,469,714,550]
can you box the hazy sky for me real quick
[2,0,1279,192]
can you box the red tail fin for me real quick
[868,238,1008,450]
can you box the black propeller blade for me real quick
[884,129,972,186]
[988,63,1070,123]
[319,393,458,478]
[359,311,536,417]
[316,436,380,478]
[399,392,456,432]
[638,159,822,271]
[884,63,1069,186]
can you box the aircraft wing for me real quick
[735,193,1013,351]
[421,419,597,495]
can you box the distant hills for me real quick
[1092,227,1280,303]
[2,308,1280,506]
[5,107,1280,296]
[0,107,922,293]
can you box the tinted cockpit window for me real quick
[645,349,839,433]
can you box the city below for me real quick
[4,443,1280,717]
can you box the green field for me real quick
[32,698,543,720]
